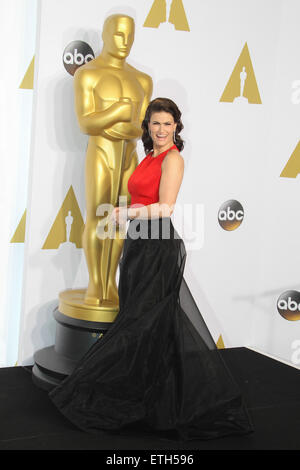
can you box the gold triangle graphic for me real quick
[216,334,225,349]
[144,0,190,31]
[10,209,26,243]
[280,141,300,178]
[144,0,166,28]
[42,186,84,249]
[220,43,261,104]
[15,361,18,366]
[19,56,35,90]
[169,0,190,31]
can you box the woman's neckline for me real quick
[149,144,177,159]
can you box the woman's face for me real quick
[148,111,177,150]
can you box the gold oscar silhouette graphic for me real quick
[19,56,35,90]
[280,141,300,178]
[144,0,190,31]
[220,43,261,104]
[42,186,84,249]
[59,14,153,322]
[216,335,225,349]
[10,210,26,243]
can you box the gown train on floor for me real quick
[48,217,254,441]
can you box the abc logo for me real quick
[277,290,300,321]
[63,41,95,76]
[218,200,244,231]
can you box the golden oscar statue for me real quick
[58,14,153,323]
[32,14,153,390]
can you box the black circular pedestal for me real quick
[32,308,112,391]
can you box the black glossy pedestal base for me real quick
[32,308,112,391]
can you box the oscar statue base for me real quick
[32,292,120,392]
[58,288,119,322]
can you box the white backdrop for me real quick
[250,3,300,365]
[16,0,300,369]
[0,0,37,366]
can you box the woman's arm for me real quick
[74,69,132,135]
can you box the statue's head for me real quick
[102,14,135,59]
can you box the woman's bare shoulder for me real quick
[162,149,184,168]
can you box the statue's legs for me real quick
[106,145,138,304]
[83,139,138,306]
[83,140,111,305]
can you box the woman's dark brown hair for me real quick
[141,97,184,154]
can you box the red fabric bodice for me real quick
[128,144,178,208]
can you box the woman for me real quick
[49,98,254,441]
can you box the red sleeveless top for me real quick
[128,144,178,208]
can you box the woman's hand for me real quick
[109,206,128,226]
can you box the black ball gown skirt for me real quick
[48,217,254,441]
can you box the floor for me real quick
[1,347,300,450]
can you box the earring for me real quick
[173,130,176,142]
